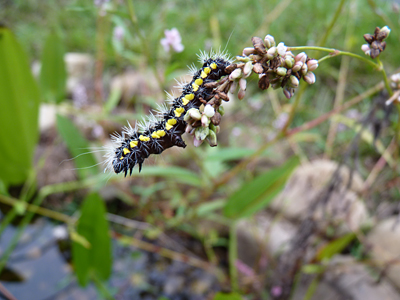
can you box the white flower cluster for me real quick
[184,104,221,147]
[239,34,318,99]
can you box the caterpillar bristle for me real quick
[106,51,233,176]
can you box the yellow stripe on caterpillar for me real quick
[182,98,190,105]
[203,67,211,74]
[174,107,185,117]
[210,62,217,69]
[130,140,138,148]
[165,118,177,130]
[192,83,199,91]
[195,78,203,86]
[139,135,150,142]
[123,148,131,155]
[185,93,195,100]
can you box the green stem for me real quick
[377,57,393,96]
[229,222,239,292]
[288,46,380,69]
[318,0,346,47]
[281,82,305,134]
[92,273,115,300]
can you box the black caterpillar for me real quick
[104,51,233,176]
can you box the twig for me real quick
[0,282,18,300]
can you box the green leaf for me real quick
[302,264,325,274]
[137,166,202,186]
[56,114,98,179]
[40,32,66,103]
[316,232,356,261]
[223,156,299,219]
[196,199,226,217]
[0,27,40,185]
[72,193,112,286]
[104,88,122,113]
[213,292,243,300]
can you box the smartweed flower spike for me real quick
[104,34,324,176]
[238,35,318,99]
[361,26,390,59]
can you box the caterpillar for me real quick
[104,51,234,177]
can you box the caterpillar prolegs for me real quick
[104,52,234,176]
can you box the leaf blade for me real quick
[223,156,299,219]
[72,193,112,286]
[39,32,66,103]
[0,27,40,185]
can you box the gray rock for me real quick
[163,275,185,295]
[271,159,368,233]
[324,255,400,300]
[367,217,400,290]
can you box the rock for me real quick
[110,69,159,103]
[237,212,297,265]
[39,104,57,131]
[64,53,94,93]
[271,159,368,233]
[163,275,185,295]
[323,255,400,300]
[367,217,400,289]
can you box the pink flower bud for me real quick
[185,124,193,134]
[307,59,318,71]
[193,136,203,147]
[283,87,293,99]
[242,47,256,56]
[301,63,308,75]
[292,61,303,72]
[243,61,253,78]
[277,42,287,56]
[188,108,201,120]
[229,81,238,94]
[361,44,370,55]
[267,47,277,60]
[239,78,247,91]
[229,68,242,81]
[238,89,246,100]
[264,34,276,48]
[303,71,316,84]
[295,52,307,63]
[201,115,210,127]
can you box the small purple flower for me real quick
[94,0,109,7]
[160,28,184,53]
[113,26,125,42]
[271,286,282,297]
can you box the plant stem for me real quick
[281,82,305,134]
[377,57,393,96]
[0,194,72,223]
[229,222,239,292]
[318,0,346,47]
[92,274,115,300]
[289,46,380,69]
